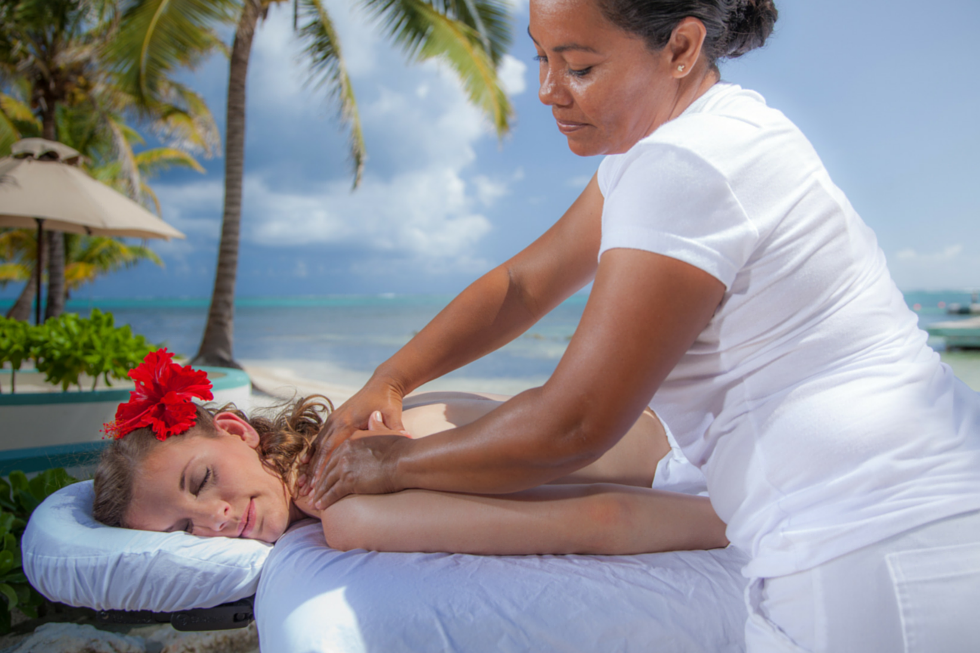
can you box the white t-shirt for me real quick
[597,82,980,579]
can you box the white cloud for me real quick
[153,180,224,239]
[473,175,509,206]
[499,0,530,15]
[498,55,527,96]
[895,244,963,262]
[153,0,521,278]
[565,175,592,188]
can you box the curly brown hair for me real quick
[92,396,333,528]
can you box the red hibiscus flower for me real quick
[102,349,214,441]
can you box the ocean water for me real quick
[4,289,979,394]
[35,294,589,395]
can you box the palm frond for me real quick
[149,80,221,155]
[134,146,205,176]
[140,180,163,216]
[0,262,31,286]
[0,229,36,265]
[0,104,20,157]
[65,236,163,290]
[297,0,365,187]
[108,116,142,201]
[364,0,512,135]
[108,0,239,106]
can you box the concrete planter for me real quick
[0,367,251,474]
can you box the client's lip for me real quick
[238,499,256,538]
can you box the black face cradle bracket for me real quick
[95,596,255,632]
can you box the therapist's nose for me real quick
[538,66,570,107]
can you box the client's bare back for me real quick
[400,392,670,487]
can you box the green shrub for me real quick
[0,468,78,634]
[0,310,155,393]
[0,317,40,394]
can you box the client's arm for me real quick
[313,485,728,555]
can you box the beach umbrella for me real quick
[0,138,185,324]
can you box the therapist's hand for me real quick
[299,376,407,496]
[309,415,413,509]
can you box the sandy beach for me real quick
[245,347,980,413]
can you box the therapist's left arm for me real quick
[313,249,725,508]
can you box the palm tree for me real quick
[1,229,163,316]
[112,0,514,368]
[0,86,205,321]
[0,0,218,320]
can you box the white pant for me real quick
[745,509,980,653]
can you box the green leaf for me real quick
[0,582,18,610]
[297,0,365,187]
[0,551,14,577]
[7,473,27,497]
[363,0,513,136]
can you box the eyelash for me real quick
[533,55,592,78]
[195,469,211,496]
[184,468,213,534]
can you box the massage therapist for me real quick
[305,1,980,649]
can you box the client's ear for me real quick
[213,413,261,449]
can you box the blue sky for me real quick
[8,0,979,299]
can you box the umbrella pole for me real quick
[35,219,44,325]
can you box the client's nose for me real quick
[199,501,232,536]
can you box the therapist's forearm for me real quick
[374,268,552,395]
[392,384,607,493]
[385,250,727,496]
[370,176,604,397]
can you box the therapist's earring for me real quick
[677,65,686,73]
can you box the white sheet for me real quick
[256,521,749,653]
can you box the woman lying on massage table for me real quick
[91,349,726,555]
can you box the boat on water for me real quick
[927,316,980,350]
[945,292,980,315]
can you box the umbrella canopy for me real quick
[0,138,186,324]
[0,139,185,239]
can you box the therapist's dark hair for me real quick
[92,396,332,529]
[597,0,778,64]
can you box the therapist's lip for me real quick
[239,499,256,538]
[555,118,589,135]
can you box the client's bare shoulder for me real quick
[401,391,507,438]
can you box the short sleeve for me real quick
[598,143,759,289]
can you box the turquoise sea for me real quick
[3,290,979,394]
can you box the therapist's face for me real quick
[125,414,297,543]
[530,0,703,156]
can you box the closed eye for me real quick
[194,468,211,496]
[569,66,592,78]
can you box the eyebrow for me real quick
[527,26,598,54]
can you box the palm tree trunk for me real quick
[6,274,37,322]
[6,233,46,322]
[41,99,66,321]
[192,0,264,369]
[44,231,66,320]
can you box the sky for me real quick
[7,0,979,299]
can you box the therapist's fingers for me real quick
[303,389,407,495]
[311,434,410,510]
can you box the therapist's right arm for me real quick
[304,175,606,481]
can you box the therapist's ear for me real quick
[213,413,261,449]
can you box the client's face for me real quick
[125,414,298,543]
